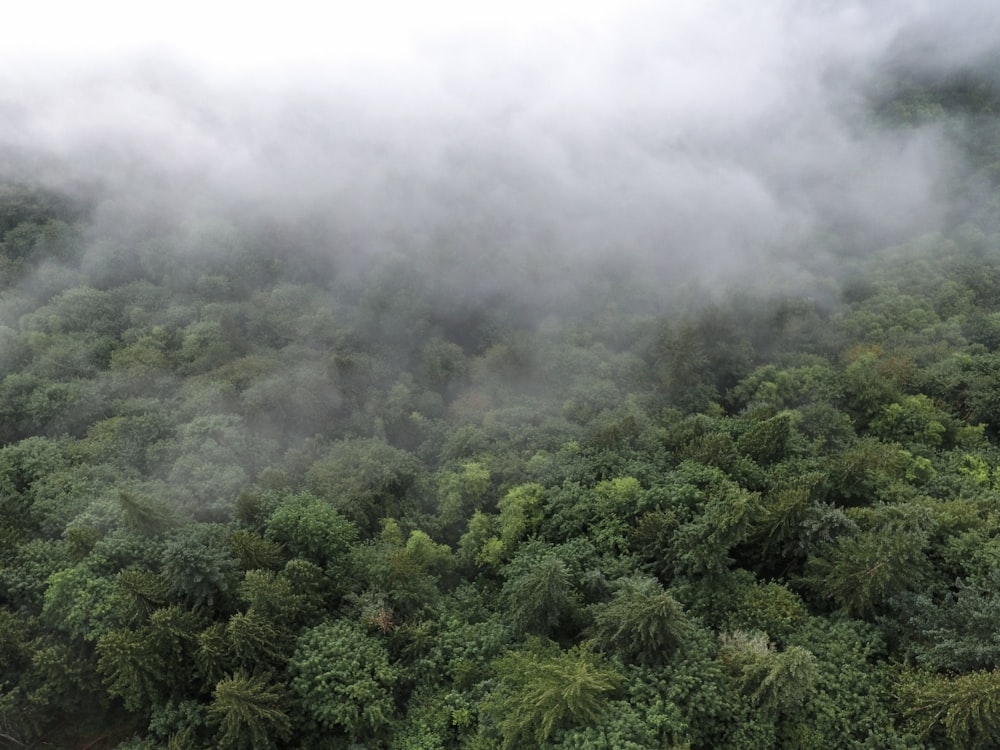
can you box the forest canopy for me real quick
[6,5,1000,749]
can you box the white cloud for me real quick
[1,0,995,291]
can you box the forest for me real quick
[7,57,1000,750]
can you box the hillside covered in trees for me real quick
[8,37,1000,750]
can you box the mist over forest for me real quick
[7,2,1000,749]
[5,1,995,293]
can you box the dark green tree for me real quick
[502,543,581,638]
[590,575,689,665]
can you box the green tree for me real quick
[228,530,284,571]
[97,628,167,711]
[736,412,793,466]
[208,672,292,750]
[116,490,177,536]
[902,568,1000,671]
[898,668,1000,749]
[502,543,581,638]
[484,641,623,749]
[717,631,820,746]
[870,394,951,448]
[803,518,930,618]
[164,414,273,515]
[160,524,240,609]
[670,476,762,580]
[225,609,293,670]
[590,576,689,665]
[42,564,128,642]
[290,620,401,742]
[435,461,491,535]
[304,438,420,531]
[263,492,358,577]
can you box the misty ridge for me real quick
[2,0,996,304]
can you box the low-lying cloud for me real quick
[1,0,997,296]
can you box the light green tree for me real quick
[898,668,1000,749]
[484,641,623,749]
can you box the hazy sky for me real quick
[2,1,997,292]
[5,1,629,69]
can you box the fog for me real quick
[2,0,998,296]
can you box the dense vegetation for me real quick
[7,74,1000,749]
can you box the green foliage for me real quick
[670,476,762,579]
[435,460,492,533]
[484,641,623,749]
[346,522,454,622]
[263,491,358,573]
[898,668,1000,748]
[97,627,167,711]
[719,632,818,714]
[10,107,1000,748]
[42,564,128,642]
[116,490,177,536]
[736,412,793,466]
[590,576,689,665]
[822,437,908,505]
[502,542,582,638]
[784,617,902,748]
[209,672,292,750]
[160,524,240,609]
[304,438,420,530]
[871,394,951,448]
[290,620,401,741]
[228,530,284,571]
[226,608,293,669]
[802,507,931,618]
[164,414,271,514]
[727,581,808,642]
[457,510,499,570]
[902,568,1000,671]
[116,568,170,623]
[461,482,546,568]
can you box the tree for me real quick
[459,482,547,570]
[502,543,581,638]
[590,576,689,665]
[116,490,177,536]
[116,568,170,624]
[160,524,240,610]
[346,521,453,624]
[164,414,273,516]
[208,672,292,750]
[435,461,492,536]
[225,609,293,671]
[228,530,284,572]
[484,641,623,749]
[870,394,951,448]
[290,620,400,742]
[263,492,358,576]
[898,668,1000,749]
[97,628,167,711]
[42,564,128,642]
[902,568,1000,671]
[669,477,762,580]
[97,606,202,711]
[802,519,930,618]
[304,438,421,532]
[735,412,792,466]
